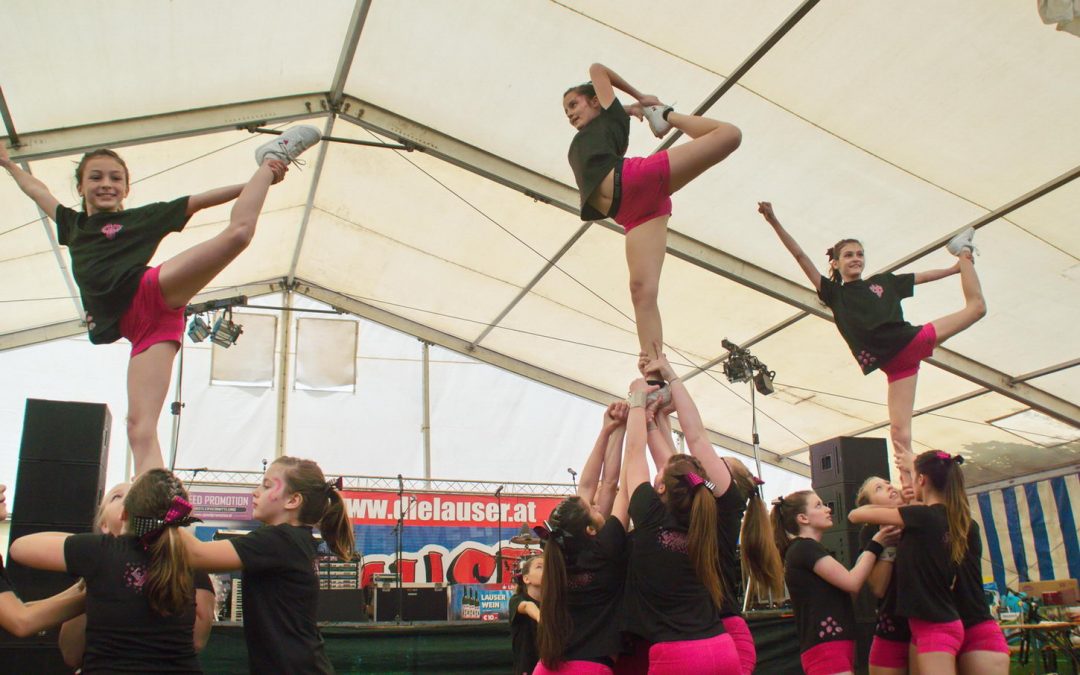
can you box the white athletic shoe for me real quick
[255,125,321,166]
[946,227,978,256]
[643,104,674,138]
[646,384,672,409]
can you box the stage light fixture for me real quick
[210,309,243,348]
[754,369,776,396]
[187,315,211,343]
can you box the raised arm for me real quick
[812,526,899,593]
[8,531,71,572]
[193,586,215,652]
[913,261,960,285]
[0,142,61,220]
[646,396,677,469]
[595,402,628,521]
[587,63,661,112]
[185,184,244,217]
[847,505,904,527]
[866,554,894,599]
[647,354,732,497]
[622,379,655,497]
[578,403,623,508]
[758,202,821,292]
[0,580,86,638]
[180,530,243,573]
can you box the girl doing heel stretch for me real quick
[533,401,629,675]
[849,451,973,675]
[0,129,319,476]
[772,490,900,675]
[758,201,986,487]
[563,64,742,379]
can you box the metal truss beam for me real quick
[295,280,810,476]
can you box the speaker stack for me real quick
[1,399,111,673]
[809,436,889,675]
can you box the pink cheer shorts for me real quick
[721,615,756,675]
[880,323,937,383]
[800,640,855,675]
[533,659,614,675]
[868,635,910,669]
[613,152,672,233]
[959,620,1009,655]
[647,632,739,675]
[119,265,185,357]
[612,636,649,675]
[909,617,964,655]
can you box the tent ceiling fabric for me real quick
[2,0,1078,485]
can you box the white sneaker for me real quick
[643,105,674,138]
[255,125,321,165]
[646,384,672,409]
[946,227,978,256]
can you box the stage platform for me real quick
[199,612,802,674]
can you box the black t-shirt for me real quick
[623,483,725,643]
[859,524,910,642]
[784,537,856,654]
[55,198,190,344]
[895,504,959,622]
[231,524,333,675]
[0,553,12,595]
[563,515,627,662]
[64,533,201,674]
[567,99,631,221]
[817,272,921,374]
[715,483,746,617]
[954,522,992,627]
[509,593,540,675]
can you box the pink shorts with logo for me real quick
[868,636,909,669]
[880,323,937,383]
[647,632,740,675]
[721,615,756,675]
[909,617,964,655]
[533,660,613,675]
[613,152,672,232]
[119,265,185,356]
[800,640,855,675]
[959,620,1009,655]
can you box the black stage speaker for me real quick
[317,589,368,622]
[373,584,448,622]
[7,399,110,599]
[809,437,889,489]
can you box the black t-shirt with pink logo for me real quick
[561,515,627,663]
[64,533,201,673]
[896,504,960,623]
[715,482,747,617]
[859,524,910,642]
[55,198,190,345]
[784,537,855,654]
[817,272,920,374]
[623,483,725,643]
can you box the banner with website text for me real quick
[341,489,564,587]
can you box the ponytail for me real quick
[145,528,194,616]
[915,450,970,565]
[125,469,195,616]
[273,457,355,561]
[662,456,724,610]
[320,488,355,561]
[741,487,785,599]
[826,238,862,283]
[537,537,572,668]
[769,490,813,561]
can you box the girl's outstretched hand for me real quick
[626,102,645,121]
[637,95,662,107]
[628,377,658,395]
[758,201,780,226]
[603,401,629,432]
[873,525,902,547]
[267,159,288,185]
[643,352,677,383]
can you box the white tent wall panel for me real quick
[0,181,53,261]
[1031,371,1080,410]
[1008,179,1080,258]
[1,0,351,133]
[737,2,1080,209]
[0,252,77,333]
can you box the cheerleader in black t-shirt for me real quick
[183,456,354,675]
[509,554,544,675]
[563,63,741,378]
[849,451,972,675]
[621,378,741,674]
[533,401,629,674]
[771,490,899,675]
[1,132,318,477]
[758,201,986,489]
[643,354,785,675]
[953,523,1008,675]
[9,469,205,674]
[853,477,912,675]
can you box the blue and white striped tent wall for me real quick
[969,471,1080,594]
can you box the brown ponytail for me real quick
[124,469,194,616]
[729,466,784,599]
[663,456,724,610]
[769,490,813,561]
[273,457,355,560]
[826,238,862,283]
[537,497,591,668]
[914,451,970,565]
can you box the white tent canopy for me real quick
[1,1,1078,488]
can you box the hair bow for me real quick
[326,476,344,493]
[131,496,201,549]
[683,472,715,493]
[771,496,786,509]
[532,520,571,547]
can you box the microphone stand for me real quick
[494,486,504,583]
[394,474,405,623]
